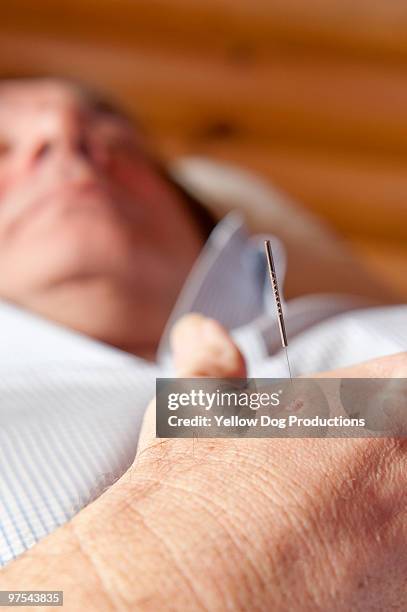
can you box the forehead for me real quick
[0,79,90,111]
[0,79,119,118]
[0,78,140,143]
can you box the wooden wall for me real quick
[1,0,406,296]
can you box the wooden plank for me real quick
[159,137,407,242]
[2,32,407,158]
[353,239,407,299]
[3,0,407,63]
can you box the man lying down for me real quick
[0,78,406,609]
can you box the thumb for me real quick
[137,314,246,455]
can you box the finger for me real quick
[137,314,247,456]
[171,313,247,378]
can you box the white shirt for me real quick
[0,213,405,566]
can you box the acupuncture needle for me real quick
[264,240,293,379]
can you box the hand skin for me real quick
[1,315,407,611]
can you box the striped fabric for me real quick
[0,213,406,566]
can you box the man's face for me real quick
[0,79,201,330]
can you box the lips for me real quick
[31,180,110,214]
[3,179,115,235]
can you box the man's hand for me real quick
[1,314,407,612]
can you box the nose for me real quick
[29,101,91,166]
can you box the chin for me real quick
[2,224,136,300]
[52,226,134,278]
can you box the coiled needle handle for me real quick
[264,240,292,378]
